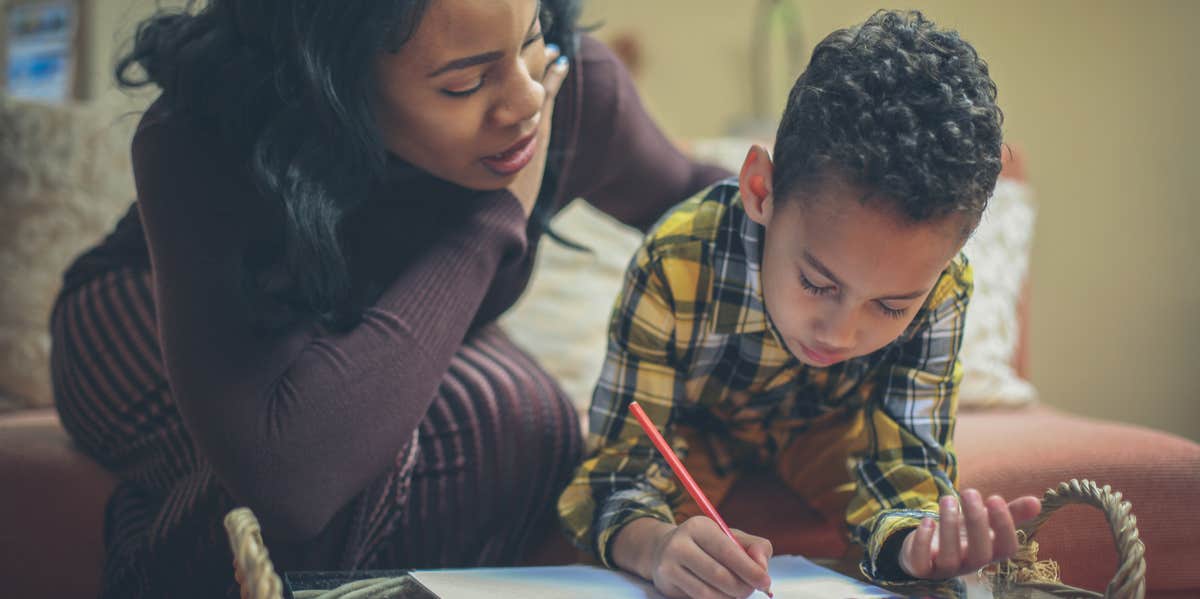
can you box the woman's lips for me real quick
[481,132,537,176]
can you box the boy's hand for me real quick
[615,517,773,599]
[899,488,1042,580]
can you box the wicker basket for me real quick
[987,479,1146,599]
[223,508,411,599]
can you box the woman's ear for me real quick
[739,145,775,226]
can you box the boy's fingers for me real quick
[1008,495,1042,525]
[666,563,730,599]
[679,538,752,598]
[987,495,1020,560]
[694,527,768,594]
[902,518,936,578]
[731,529,773,566]
[960,489,993,570]
[933,495,963,577]
[682,563,752,599]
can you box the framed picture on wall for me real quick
[4,0,80,103]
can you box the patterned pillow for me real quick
[958,177,1039,408]
[0,92,145,411]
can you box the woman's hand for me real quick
[508,44,570,216]
[899,488,1042,580]
[615,517,773,599]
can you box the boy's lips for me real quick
[481,132,537,176]
[797,341,845,366]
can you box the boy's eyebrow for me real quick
[803,251,928,301]
[877,288,930,301]
[427,3,541,78]
[803,252,844,287]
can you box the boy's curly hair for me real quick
[773,10,1002,226]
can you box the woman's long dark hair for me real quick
[117,0,581,331]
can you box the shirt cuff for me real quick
[595,489,676,569]
[860,509,939,583]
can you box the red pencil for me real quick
[628,401,773,598]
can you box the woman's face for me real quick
[373,0,550,190]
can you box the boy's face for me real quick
[741,150,967,367]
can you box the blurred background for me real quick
[2,0,1197,441]
[578,0,1200,442]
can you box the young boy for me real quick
[558,10,1041,597]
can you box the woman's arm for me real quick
[134,117,528,542]
[559,36,730,231]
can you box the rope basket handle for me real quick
[224,507,284,599]
[991,479,1146,599]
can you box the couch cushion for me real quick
[0,408,116,599]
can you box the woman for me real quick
[50,0,727,596]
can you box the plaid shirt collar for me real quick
[708,184,775,337]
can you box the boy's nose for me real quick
[814,311,856,351]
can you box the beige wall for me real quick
[42,1,1200,440]
[586,0,1200,441]
[83,0,179,98]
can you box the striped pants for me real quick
[50,267,583,598]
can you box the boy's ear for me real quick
[739,145,774,226]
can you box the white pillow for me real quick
[958,177,1039,408]
[500,200,644,426]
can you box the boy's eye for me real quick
[876,301,908,319]
[799,274,835,296]
[442,78,485,98]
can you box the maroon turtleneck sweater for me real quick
[67,36,729,545]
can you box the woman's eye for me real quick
[523,30,544,49]
[442,30,542,99]
[442,78,485,98]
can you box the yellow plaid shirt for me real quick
[558,180,972,581]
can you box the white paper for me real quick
[413,555,898,598]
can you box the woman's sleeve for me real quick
[560,36,731,231]
[134,118,528,542]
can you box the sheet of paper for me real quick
[762,555,898,598]
[412,555,898,598]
